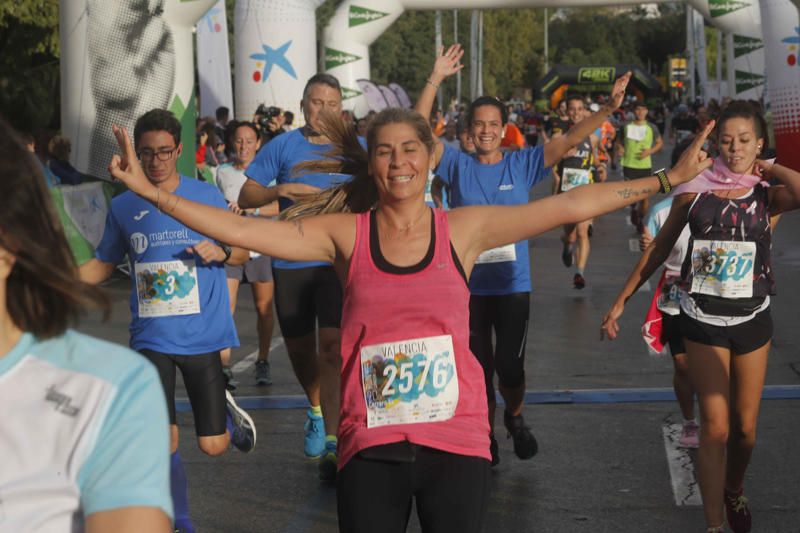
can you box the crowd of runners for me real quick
[2,37,799,533]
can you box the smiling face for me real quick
[469,105,504,155]
[369,122,433,203]
[567,99,586,125]
[634,105,649,122]
[717,116,763,174]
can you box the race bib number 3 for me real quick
[690,240,756,298]
[475,243,517,264]
[561,168,591,192]
[360,335,459,429]
[135,259,201,318]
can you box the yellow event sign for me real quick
[577,67,616,84]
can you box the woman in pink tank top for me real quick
[107,67,716,532]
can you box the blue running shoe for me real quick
[226,390,256,452]
[318,439,337,482]
[304,409,325,458]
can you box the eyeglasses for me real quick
[138,147,177,161]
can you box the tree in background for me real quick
[0,0,60,134]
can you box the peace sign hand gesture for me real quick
[108,125,156,197]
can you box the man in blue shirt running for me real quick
[239,74,358,481]
[79,109,256,533]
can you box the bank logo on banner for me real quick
[733,35,763,58]
[783,27,800,67]
[341,87,363,100]
[200,5,223,33]
[250,41,297,83]
[735,70,766,94]
[325,47,361,70]
[709,0,751,18]
[349,5,389,27]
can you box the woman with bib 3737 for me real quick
[602,101,800,533]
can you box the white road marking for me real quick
[231,337,285,375]
[629,238,640,252]
[662,421,702,506]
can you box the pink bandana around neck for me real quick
[673,157,774,195]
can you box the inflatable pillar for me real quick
[322,0,405,118]
[760,0,800,171]
[688,0,766,100]
[234,0,324,124]
[60,0,215,179]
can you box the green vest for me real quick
[622,122,655,170]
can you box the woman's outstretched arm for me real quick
[107,126,348,264]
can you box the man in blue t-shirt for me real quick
[79,109,256,533]
[238,73,352,482]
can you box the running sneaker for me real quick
[318,439,338,482]
[724,488,752,533]
[573,273,586,290]
[490,433,500,467]
[225,390,256,452]
[503,411,538,460]
[678,420,700,449]
[561,242,573,268]
[222,366,237,391]
[304,409,326,458]
[254,360,272,386]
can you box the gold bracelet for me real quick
[426,79,439,90]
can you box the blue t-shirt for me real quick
[246,129,361,269]
[436,145,549,295]
[0,330,172,529]
[95,176,238,354]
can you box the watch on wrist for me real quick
[655,168,672,194]
[218,243,232,263]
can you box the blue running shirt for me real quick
[0,330,172,530]
[436,145,549,295]
[246,129,361,269]
[95,176,238,354]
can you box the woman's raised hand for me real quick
[668,120,716,185]
[607,72,632,111]
[108,125,154,196]
[431,44,464,82]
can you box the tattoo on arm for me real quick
[616,187,653,199]
[293,219,305,237]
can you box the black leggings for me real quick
[337,446,490,533]
[469,293,530,403]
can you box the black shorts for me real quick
[469,292,530,400]
[623,167,653,181]
[679,308,773,355]
[337,445,490,533]
[661,313,686,356]
[140,349,227,436]
[272,265,342,338]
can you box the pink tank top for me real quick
[338,208,490,470]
